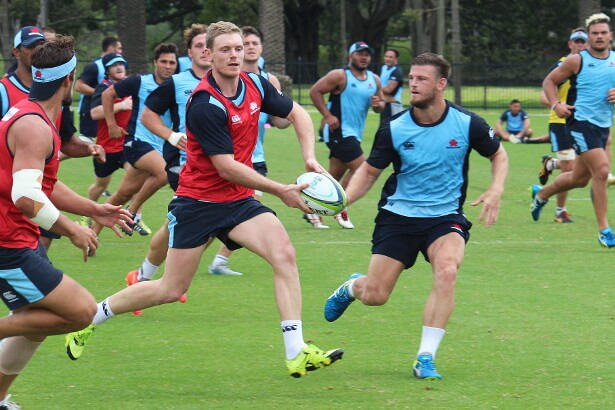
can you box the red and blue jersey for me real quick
[0,100,61,249]
[178,71,292,202]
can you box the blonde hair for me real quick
[206,21,242,50]
[586,13,611,29]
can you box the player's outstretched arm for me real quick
[286,102,326,174]
[470,145,508,227]
[345,161,383,206]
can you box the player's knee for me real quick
[434,265,458,289]
[361,285,390,306]
[66,300,97,331]
[270,241,296,267]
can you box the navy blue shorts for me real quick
[39,228,60,240]
[371,210,472,269]
[94,151,126,178]
[253,161,268,177]
[568,120,609,154]
[326,136,363,163]
[0,243,64,309]
[549,123,573,152]
[167,196,275,250]
[124,138,160,167]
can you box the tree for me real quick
[345,0,406,59]
[283,0,326,82]
[578,0,601,25]
[260,0,285,74]
[118,0,147,73]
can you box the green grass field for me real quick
[7,110,614,409]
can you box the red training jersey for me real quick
[177,72,263,201]
[0,100,62,249]
[94,78,129,153]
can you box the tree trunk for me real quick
[118,0,147,74]
[578,0,601,26]
[0,0,16,61]
[259,0,285,75]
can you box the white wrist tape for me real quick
[11,169,60,230]
[168,132,186,147]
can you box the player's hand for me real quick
[470,190,502,228]
[168,132,187,150]
[324,114,340,131]
[304,158,327,174]
[279,184,313,213]
[89,144,106,164]
[553,102,574,119]
[120,96,133,111]
[90,204,134,238]
[68,225,99,262]
[109,124,128,139]
[370,94,382,108]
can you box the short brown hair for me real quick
[154,42,179,61]
[206,21,242,50]
[184,23,208,50]
[411,52,450,80]
[31,35,75,70]
[241,26,263,41]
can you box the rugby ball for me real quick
[296,172,347,216]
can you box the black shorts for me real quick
[167,196,275,250]
[326,136,363,163]
[124,138,160,167]
[371,210,472,269]
[39,228,60,240]
[253,161,268,177]
[568,120,609,154]
[549,123,573,152]
[79,111,98,139]
[163,141,181,192]
[0,243,64,309]
[94,151,126,178]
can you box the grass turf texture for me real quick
[7,110,614,409]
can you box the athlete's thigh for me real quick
[116,163,149,194]
[426,232,466,272]
[29,275,96,319]
[228,212,291,262]
[134,150,166,176]
[159,245,208,290]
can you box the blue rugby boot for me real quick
[530,184,547,221]
[324,273,363,322]
[412,354,442,380]
[598,227,615,248]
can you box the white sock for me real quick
[211,255,228,268]
[281,320,305,360]
[139,258,158,280]
[93,298,115,326]
[555,207,566,216]
[417,326,446,359]
[348,279,356,298]
[135,212,142,222]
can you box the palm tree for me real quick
[118,0,147,74]
[259,0,285,75]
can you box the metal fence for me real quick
[1,57,553,111]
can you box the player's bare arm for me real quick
[470,145,508,227]
[309,69,346,130]
[344,161,383,206]
[542,55,580,118]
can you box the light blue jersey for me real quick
[323,67,377,143]
[252,71,270,164]
[574,49,615,128]
[380,64,403,102]
[172,70,199,164]
[178,55,192,72]
[128,74,172,153]
[368,102,500,218]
